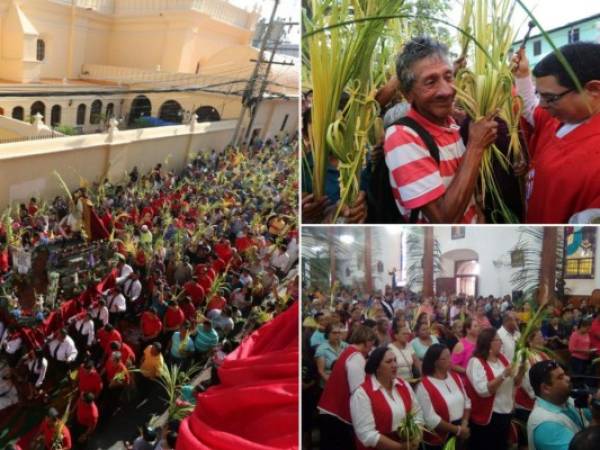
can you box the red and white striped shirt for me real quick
[383,108,477,223]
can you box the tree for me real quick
[408,0,452,47]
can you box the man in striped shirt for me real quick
[383,37,498,223]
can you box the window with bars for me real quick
[36,39,45,61]
[533,40,542,56]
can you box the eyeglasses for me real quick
[536,88,574,104]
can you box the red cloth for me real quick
[526,106,600,223]
[76,397,99,429]
[466,354,509,425]
[164,307,185,329]
[177,302,298,450]
[141,311,163,339]
[78,366,103,398]
[356,376,412,450]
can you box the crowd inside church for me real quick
[0,135,299,450]
[302,285,600,450]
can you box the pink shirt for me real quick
[452,337,476,381]
[569,330,591,360]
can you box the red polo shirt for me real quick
[184,281,205,306]
[526,106,600,223]
[78,367,103,398]
[106,342,136,366]
[164,307,185,329]
[76,397,99,429]
[141,311,163,338]
[41,419,72,449]
[207,295,226,312]
[97,328,122,354]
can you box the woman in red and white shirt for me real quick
[350,346,423,450]
[466,328,524,450]
[416,344,471,450]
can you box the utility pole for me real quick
[230,0,280,146]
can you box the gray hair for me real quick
[395,36,451,93]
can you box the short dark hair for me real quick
[396,36,450,93]
[421,343,448,376]
[533,42,600,90]
[529,360,560,397]
[568,426,600,450]
[472,328,497,360]
[364,346,390,375]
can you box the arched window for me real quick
[12,106,24,121]
[77,104,86,125]
[30,101,46,122]
[51,105,61,127]
[159,100,183,124]
[90,100,102,124]
[106,103,114,119]
[128,95,152,125]
[36,39,45,61]
[195,106,221,122]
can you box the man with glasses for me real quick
[527,360,591,450]
[512,43,600,224]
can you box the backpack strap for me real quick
[392,116,440,223]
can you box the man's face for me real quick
[543,366,572,402]
[535,75,598,123]
[406,56,456,124]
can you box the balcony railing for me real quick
[51,0,252,29]
[80,64,247,91]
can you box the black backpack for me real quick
[367,116,440,223]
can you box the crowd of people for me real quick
[302,285,600,450]
[0,135,299,449]
[302,38,600,224]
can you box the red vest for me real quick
[355,375,413,450]
[421,372,465,445]
[465,354,509,425]
[317,346,361,423]
[515,352,548,411]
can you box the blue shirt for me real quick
[310,330,326,349]
[315,341,348,372]
[532,398,590,450]
[170,332,194,358]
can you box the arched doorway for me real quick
[129,95,152,125]
[51,105,61,127]
[195,105,220,122]
[106,103,114,119]
[12,106,24,121]
[76,104,86,125]
[31,101,46,122]
[438,249,479,297]
[158,100,183,124]
[90,100,102,124]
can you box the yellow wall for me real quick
[0,119,236,207]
